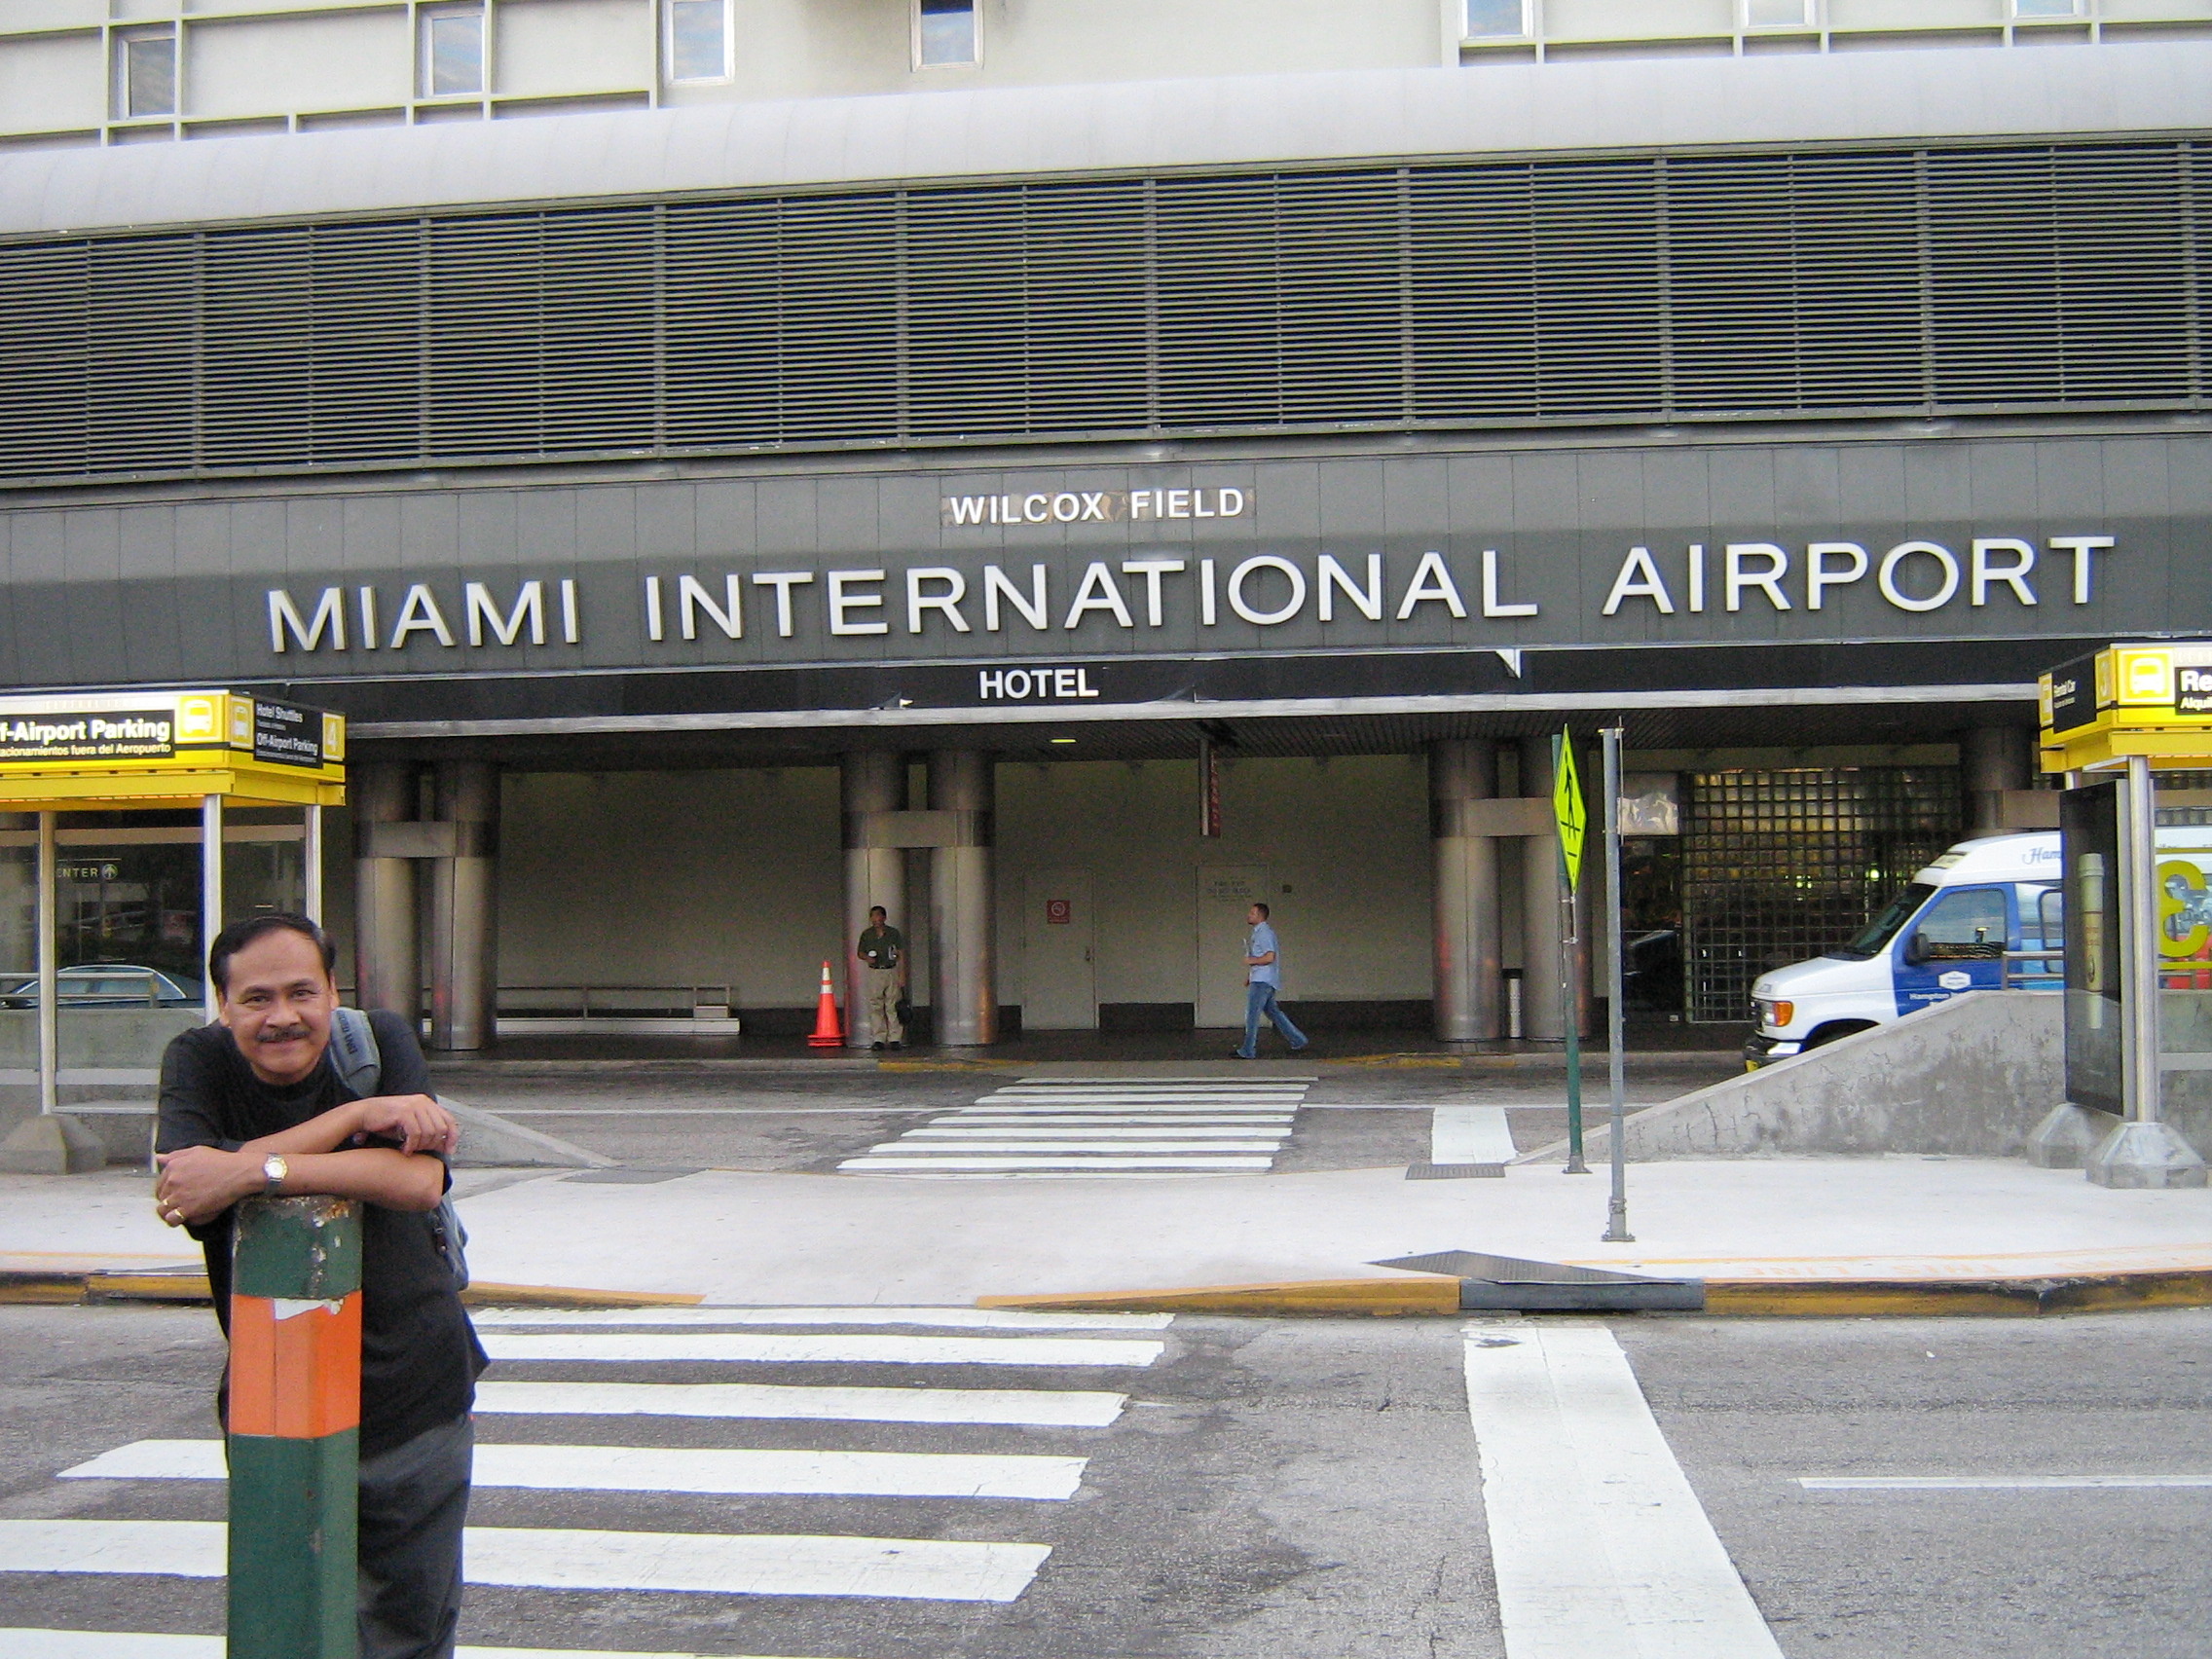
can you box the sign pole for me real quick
[1601,719,1635,1242]
[35,810,56,1117]
[228,1195,362,1659]
[203,793,225,1023]
[1553,731,1589,1174]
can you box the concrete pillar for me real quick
[1962,725,2032,836]
[842,753,907,1050]
[1518,736,1572,1043]
[1431,740,1501,1042]
[351,761,419,1022]
[930,751,999,1048]
[428,761,498,1051]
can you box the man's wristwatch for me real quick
[261,1154,289,1195]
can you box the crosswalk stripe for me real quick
[468,1306,1171,1331]
[838,1156,1276,1172]
[1013,1079,1309,1092]
[0,1520,1049,1603]
[980,1092,1305,1103]
[941,1113,1296,1124]
[64,1440,1088,1501]
[1432,1106,1519,1165]
[861,1140,1285,1154]
[477,1331,1165,1367]
[854,1170,1223,1180]
[473,1379,1129,1425]
[1464,1326,1784,1658]
[908,1125,1289,1138]
[4,1636,824,1659]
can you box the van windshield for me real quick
[1832,882,1939,961]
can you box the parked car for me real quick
[0,963,201,1009]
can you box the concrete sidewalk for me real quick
[8,1155,2211,1311]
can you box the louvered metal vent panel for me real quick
[0,138,2202,485]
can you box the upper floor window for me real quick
[2012,0,2083,15]
[669,0,731,81]
[114,26,177,120]
[420,4,486,98]
[1464,0,1531,39]
[917,0,977,67]
[1743,0,1812,25]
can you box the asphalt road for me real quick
[427,1060,1735,1172]
[4,1302,2210,1657]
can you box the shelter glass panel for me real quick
[1680,767,1962,1023]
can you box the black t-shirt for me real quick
[155,1011,486,1457]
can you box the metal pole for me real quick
[203,793,224,1023]
[36,810,56,1117]
[2122,753,2161,1124]
[228,1194,361,1659]
[1602,721,1634,1242]
[302,803,324,924]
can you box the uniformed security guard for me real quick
[856,904,907,1051]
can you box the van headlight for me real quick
[1754,999,1794,1028]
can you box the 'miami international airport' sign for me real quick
[0,690,345,806]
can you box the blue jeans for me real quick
[1240,980,1307,1057]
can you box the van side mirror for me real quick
[1903,933,1930,967]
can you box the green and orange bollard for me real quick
[228,1195,362,1659]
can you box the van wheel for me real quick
[1802,1021,1876,1051]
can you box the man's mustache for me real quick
[255,1023,313,1044]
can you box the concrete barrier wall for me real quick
[1527,991,2074,1162]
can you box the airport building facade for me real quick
[0,11,2208,1049]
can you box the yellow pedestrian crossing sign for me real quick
[1553,731,1587,893]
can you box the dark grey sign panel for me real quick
[0,433,2204,696]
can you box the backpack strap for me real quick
[327,1006,384,1101]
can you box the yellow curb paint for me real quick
[979,1276,1461,1316]
[462,1284,706,1309]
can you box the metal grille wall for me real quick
[1680,768,1962,1024]
[0,140,2204,484]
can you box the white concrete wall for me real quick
[992,754,1433,1019]
[486,755,1431,1022]
[186,10,409,123]
[498,766,844,1010]
[497,0,653,98]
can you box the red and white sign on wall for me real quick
[1045,899,1073,926]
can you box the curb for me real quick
[978,1266,2212,1317]
[0,1268,704,1309]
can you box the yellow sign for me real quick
[0,689,345,808]
[2041,643,2212,774]
[1553,730,1587,893]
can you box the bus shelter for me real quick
[2036,643,2212,1188]
[0,690,345,1174]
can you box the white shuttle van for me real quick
[1743,832,2065,1067]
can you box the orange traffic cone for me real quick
[806,960,844,1049]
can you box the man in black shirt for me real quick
[155,914,485,1659]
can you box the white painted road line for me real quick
[477,1331,1165,1367]
[911,1123,1290,1135]
[1015,1073,1316,1084]
[467,1306,1170,1331]
[4,1637,815,1659]
[1797,1474,2212,1491]
[1463,1326,1784,1659]
[946,1110,1291,1124]
[0,1519,1049,1602]
[838,1156,1277,1172]
[856,1141,1287,1155]
[65,1440,1088,1500]
[1431,1105,1519,1165]
[472,1379,1129,1425]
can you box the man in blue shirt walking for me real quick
[1236,902,1309,1059]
